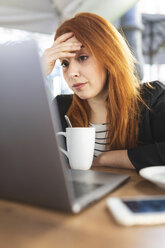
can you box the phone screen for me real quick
[122,199,165,213]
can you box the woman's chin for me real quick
[75,92,90,100]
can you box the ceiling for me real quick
[0,0,138,34]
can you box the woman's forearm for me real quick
[93,150,135,169]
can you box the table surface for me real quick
[1,167,165,248]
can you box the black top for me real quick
[55,81,165,172]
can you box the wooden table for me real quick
[1,167,165,248]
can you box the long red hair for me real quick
[55,12,145,150]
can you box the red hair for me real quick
[55,12,145,150]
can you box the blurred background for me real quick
[0,0,165,97]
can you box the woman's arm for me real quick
[127,142,165,172]
[93,82,165,171]
[128,84,165,172]
[93,150,135,169]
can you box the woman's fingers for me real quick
[45,48,80,65]
[46,50,77,61]
[52,34,82,59]
[47,42,81,61]
[55,32,73,44]
[53,43,81,54]
[56,52,77,59]
[43,33,82,75]
[53,34,82,49]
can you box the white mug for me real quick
[57,127,95,170]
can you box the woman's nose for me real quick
[68,60,80,78]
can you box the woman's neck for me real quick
[87,97,107,124]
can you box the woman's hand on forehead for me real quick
[66,35,80,43]
[42,32,82,75]
[55,33,81,47]
[62,35,84,53]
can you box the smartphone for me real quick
[107,196,165,226]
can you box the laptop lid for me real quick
[0,40,75,212]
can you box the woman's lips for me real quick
[73,82,87,90]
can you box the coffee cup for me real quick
[57,127,95,170]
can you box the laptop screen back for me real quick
[0,40,73,211]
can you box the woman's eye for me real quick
[61,60,69,68]
[78,55,88,62]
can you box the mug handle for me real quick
[56,132,69,158]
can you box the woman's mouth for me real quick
[73,82,87,90]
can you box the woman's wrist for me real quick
[93,150,135,169]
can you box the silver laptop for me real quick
[0,40,130,213]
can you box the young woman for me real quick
[43,12,165,172]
